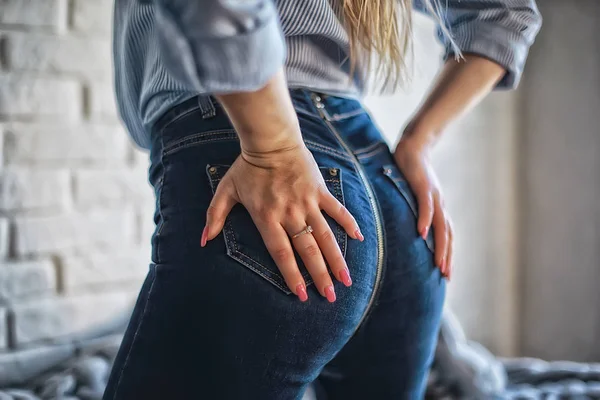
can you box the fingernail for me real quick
[354,228,364,242]
[324,285,336,303]
[421,226,429,240]
[440,258,446,274]
[296,284,308,302]
[339,268,352,287]
[201,225,209,247]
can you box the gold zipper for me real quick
[311,93,385,334]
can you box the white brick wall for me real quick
[0,0,67,30]
[0,260,57,302]
[12,291,136,345]
[0,308,6,349]
[0,0,153,350]
[0,168,71,211]
[3,32,111,79]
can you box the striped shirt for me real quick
[113,0,542,149]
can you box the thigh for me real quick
[104,104,378,400]
[318,146,446,399]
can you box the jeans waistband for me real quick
[151,89,367,135]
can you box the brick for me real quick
[60,250,149,291]
[14,209,135,256]
[0,74,81,121]
[3,122,129,166]
[0,168,71,211]
[0,259,56,302]
[0,218,8,259]
[0,0,67,30]
[0,126,4,166]
[3,32,111,79]
[71,0,112,35]
[74,168,152,208]
[0,308,6,349]
[88,81,118,121]
[11,291,135,345]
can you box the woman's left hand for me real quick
[393,129,453,279]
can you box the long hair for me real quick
[340,0,459,92]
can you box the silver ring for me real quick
[292,225,313,239]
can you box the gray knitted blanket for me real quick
[0,311,598,399]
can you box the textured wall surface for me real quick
[0,0,150,350]
[519,0,600,361]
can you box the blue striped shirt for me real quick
[113,0,542,149]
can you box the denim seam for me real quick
[325,108,366,122]
[304,140,354,162]
[112,267,158,399]
[355,140,385,155]
[155,136,169,263]
[163,130,238,156]
[356,142,388,160]
[158,104,201,133]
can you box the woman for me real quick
[104,0,541,399]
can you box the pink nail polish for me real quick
[339,268,352,287]
[324,285,336,302]
[354,228,364,242]
[421,226,429,240]
[201,225,209,247]
[296,284,308,302]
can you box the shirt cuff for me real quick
[443,24,532,90]
[156,8,286,94]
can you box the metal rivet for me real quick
[315,96,322,102]
[316,103,325,109]
[384,168,392,175]
[208,166,217,174]
[329,168,338,176]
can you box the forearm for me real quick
[216,69,304,156]
[404,54,506,146]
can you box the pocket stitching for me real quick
[164,130,238,156]
[207,165,346,294]
[382,165,435,253]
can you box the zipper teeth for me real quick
[311,94,384,334]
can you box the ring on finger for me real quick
[291,225,314,239]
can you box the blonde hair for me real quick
[341,0,458,92]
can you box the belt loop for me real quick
[197,95,216,119]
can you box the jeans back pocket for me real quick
[206,164,347,294]
[382,164,435,253]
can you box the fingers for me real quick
[432,192,451,279]
[284,218,336,303]
[446,224,454,280]
[413,183,434,239]
[202,176,238,246]
[320,191,363,241]
[254,221,309,302]
[306,212,352,288]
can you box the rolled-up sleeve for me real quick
[152,0,286,93]
[414,0,542,89]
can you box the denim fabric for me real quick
[103,90,446,400]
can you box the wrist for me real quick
[239,126,304,155]
[399,117,440,152]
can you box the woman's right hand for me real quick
[201,142,363,303]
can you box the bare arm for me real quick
[403,54,506,148]
[205,69,361,303]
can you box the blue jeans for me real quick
[103,90,446,399]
